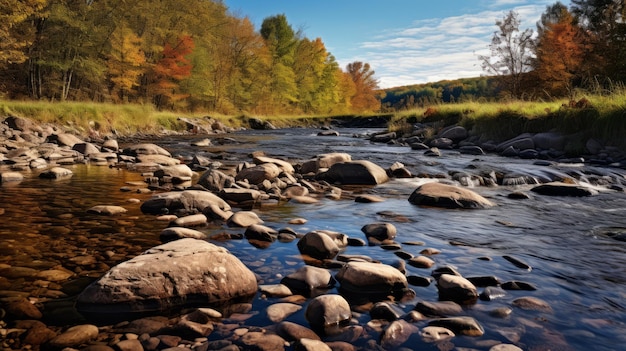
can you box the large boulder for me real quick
[235,163,281,185]
[76,239,257,316]
[197,169,235,192]
[335,261,408,297]
[300,153,352,174]
[122,143,171,157]
[140,190,231,215]
[408,182,495,209]
[318,160,389,185]
[531,182,598,197]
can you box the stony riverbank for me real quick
[1,115,625,351]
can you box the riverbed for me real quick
[1,128,625,350]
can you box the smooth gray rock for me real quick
[531,181,598,196]
[318,160,389,185]
[409,182,495,209]
[335,261,407,296]
[76,239,257,315]
[297,231,340,260]
[305,294,351,334]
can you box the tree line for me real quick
[0,0,380,114]
[382,0,626,110]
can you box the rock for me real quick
[297,231,340,260]
[316,153,351,168]
[439,126,468,142]
[39,167,73,179]
[197,169,235,191]
[5,297,43,320]
[512,296,553,312]
[102,138,119,151]
[369,301,404,321]
[414,300,463,317]
[20,321,57,346]
[254,156,295,174]
[497,134,535,152]
[235,163,281,184]
[159,227,207,243]
[354,194,385,203]
[503,255,532,271]
[459,145,485,155]
[0,171,24,183]
[170,213,207,227]
[48,324,99,348]
[154,164,194,181]
[76,239,258,317]
[227,211,264,227]
[305,294,351,334]
[123,143,171,157]
[501,280,537,291]
[248,117,276,130]
[49,133,83,147]
[276,321,321,342]
[437,274,478,304]
[428,316,484,336]
[429,137,453,149]
[490,343,524,351]
[259,284,293,297]
[409,182,495,209]
[244,224,278,242]
[266,303,302,323]
[140,190,231,215]
[361,223,396,242]
[420,326,455,343]
[480,286,507,301]
[136,154,180,166]
[87,205,127,215]
[318,130,340,136]
[115,339,143,351]
[220,188,262,204]
[531,182,598,196]
[533,132,565,151]
[380,320,420,350]
[293,338,332,351]
[335,261,408,297]
[318,160,389,185]
[72,142,100,156]
[424,147,441,157]
[36,268,74,281]
[407,256,435,268]
[280,265,335,296]
[238,331,285,350]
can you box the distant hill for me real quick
[380,76,501,111]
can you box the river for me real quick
[1,127,625,350]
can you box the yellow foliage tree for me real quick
[107,24,146,102]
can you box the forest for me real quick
[0,0,624,115]
[381,0,626,111]
[0,0,380,115]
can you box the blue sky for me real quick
[224,0,565,88]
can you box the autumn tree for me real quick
[149,35,194,109]
[260,14,299,111]
[533,3,585,97]
[0,0,46,68]
[107,24,145,102]
[479,11,534,98]
[346,61,380,112]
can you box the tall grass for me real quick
[389,93,626,150]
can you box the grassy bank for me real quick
[388,94,626,152]
[2,95,625,153]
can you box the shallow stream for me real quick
[1,128,625,350]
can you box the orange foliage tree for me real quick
[150,35,195,110]
[533,3,585,97]
[346,61,380,112]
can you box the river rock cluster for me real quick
[1,115,624,351]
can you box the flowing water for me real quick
[1,128,625,350]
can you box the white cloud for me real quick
[355,2,554,88]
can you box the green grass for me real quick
[2,94,625,151]
[389,93,626,150]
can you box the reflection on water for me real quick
[1,128,626,350]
